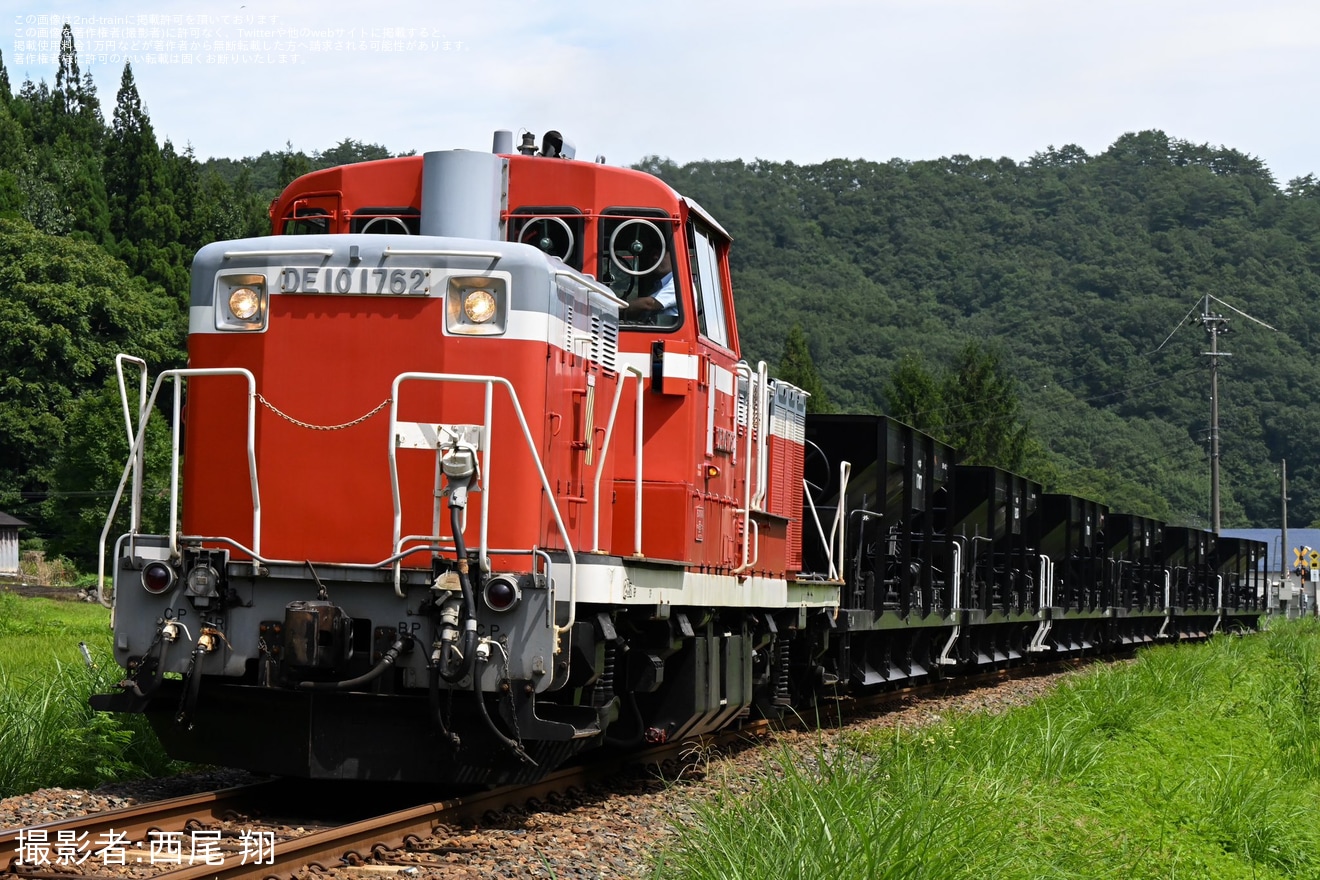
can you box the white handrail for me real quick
[937,541,963,664]
[732,364,758,575]
[827,462,852,580]
[98,368,260,602]
[753,361,770,511]
[1157,568,1172,638]
[592,366,644,553]
[1212,574,1225,634]
[384,247,503,260]
[1028,554,1055,652]
[223,248,334,258]
[803,479,836,580]
[114,355,149,533]
[388,372,578,639]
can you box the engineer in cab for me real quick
[619,249,678,326]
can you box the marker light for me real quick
[141,560,177,594]
[463,289,497,323]
[229,287,261,320]
[482,575,522,612]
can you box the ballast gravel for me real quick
[0,668,1076,878]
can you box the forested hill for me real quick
[642,136,1320,530]
[1,29,1317,560]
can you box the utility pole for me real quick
[1201,295,1229,533]
[1282,458,1288,582]
[1195,294,1275,533]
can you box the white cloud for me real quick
[2,0,1317,180]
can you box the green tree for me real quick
[45,379,175,567]
[0,49,10,104]
[0,218,182,527]
[884,342,1032,472]
[276,141,313,188]
[941,342,1032,470]
[104,62,163,245]
[777,324,834,413]
[884,354,943,436]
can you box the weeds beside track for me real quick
[654,619,1320,880]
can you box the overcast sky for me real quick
[5,0,1319,184]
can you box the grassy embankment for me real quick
[655,620,1320,880]
[0,591,175,798]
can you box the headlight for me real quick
[445,275,508,336]
[216,274,268,331]
[229,287,261,319]
[463,289,497,323]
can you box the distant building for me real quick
[0,512,27,575]
[1220,528,1320,578]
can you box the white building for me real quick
[0,512,26,576]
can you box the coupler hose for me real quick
[439,504,479,684]
[298,636,413,691]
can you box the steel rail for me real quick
[0,781,284,871]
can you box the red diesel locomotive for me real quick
[93,130,1265,784]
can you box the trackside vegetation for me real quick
[654,620,1320,880]
[0,592,175,797]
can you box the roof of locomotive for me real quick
[269,152,687,227]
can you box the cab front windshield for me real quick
[600,212,680,330]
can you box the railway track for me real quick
[1,662,1089,879]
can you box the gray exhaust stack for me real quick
[419,150,506,240]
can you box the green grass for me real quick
[654,620,1320,880]
[0,591,177,797]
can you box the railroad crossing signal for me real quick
[1294,546,1317,571]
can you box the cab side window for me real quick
[689,222,729,348]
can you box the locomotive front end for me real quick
[92,149,626,784]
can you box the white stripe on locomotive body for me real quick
[616,351,737,395]
[714,365,735,395]
[563,559,839,609]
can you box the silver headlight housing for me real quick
[445,276,507,336]
[216,274,269,331]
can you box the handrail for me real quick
[826,462,852,581]
[388,372,578,640]
[1212,574,1225,634]
[1028,553,1055,652]
[591,366,644,554]
[114,355,149,534]
[937,541,964,664]
[732,363,758,575]
[753,361,770,511]
[803,478,836,580]
[223,248,335,258]
[383,247,504,261]
[98,368,260,603]
[1157,568,1173,638]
